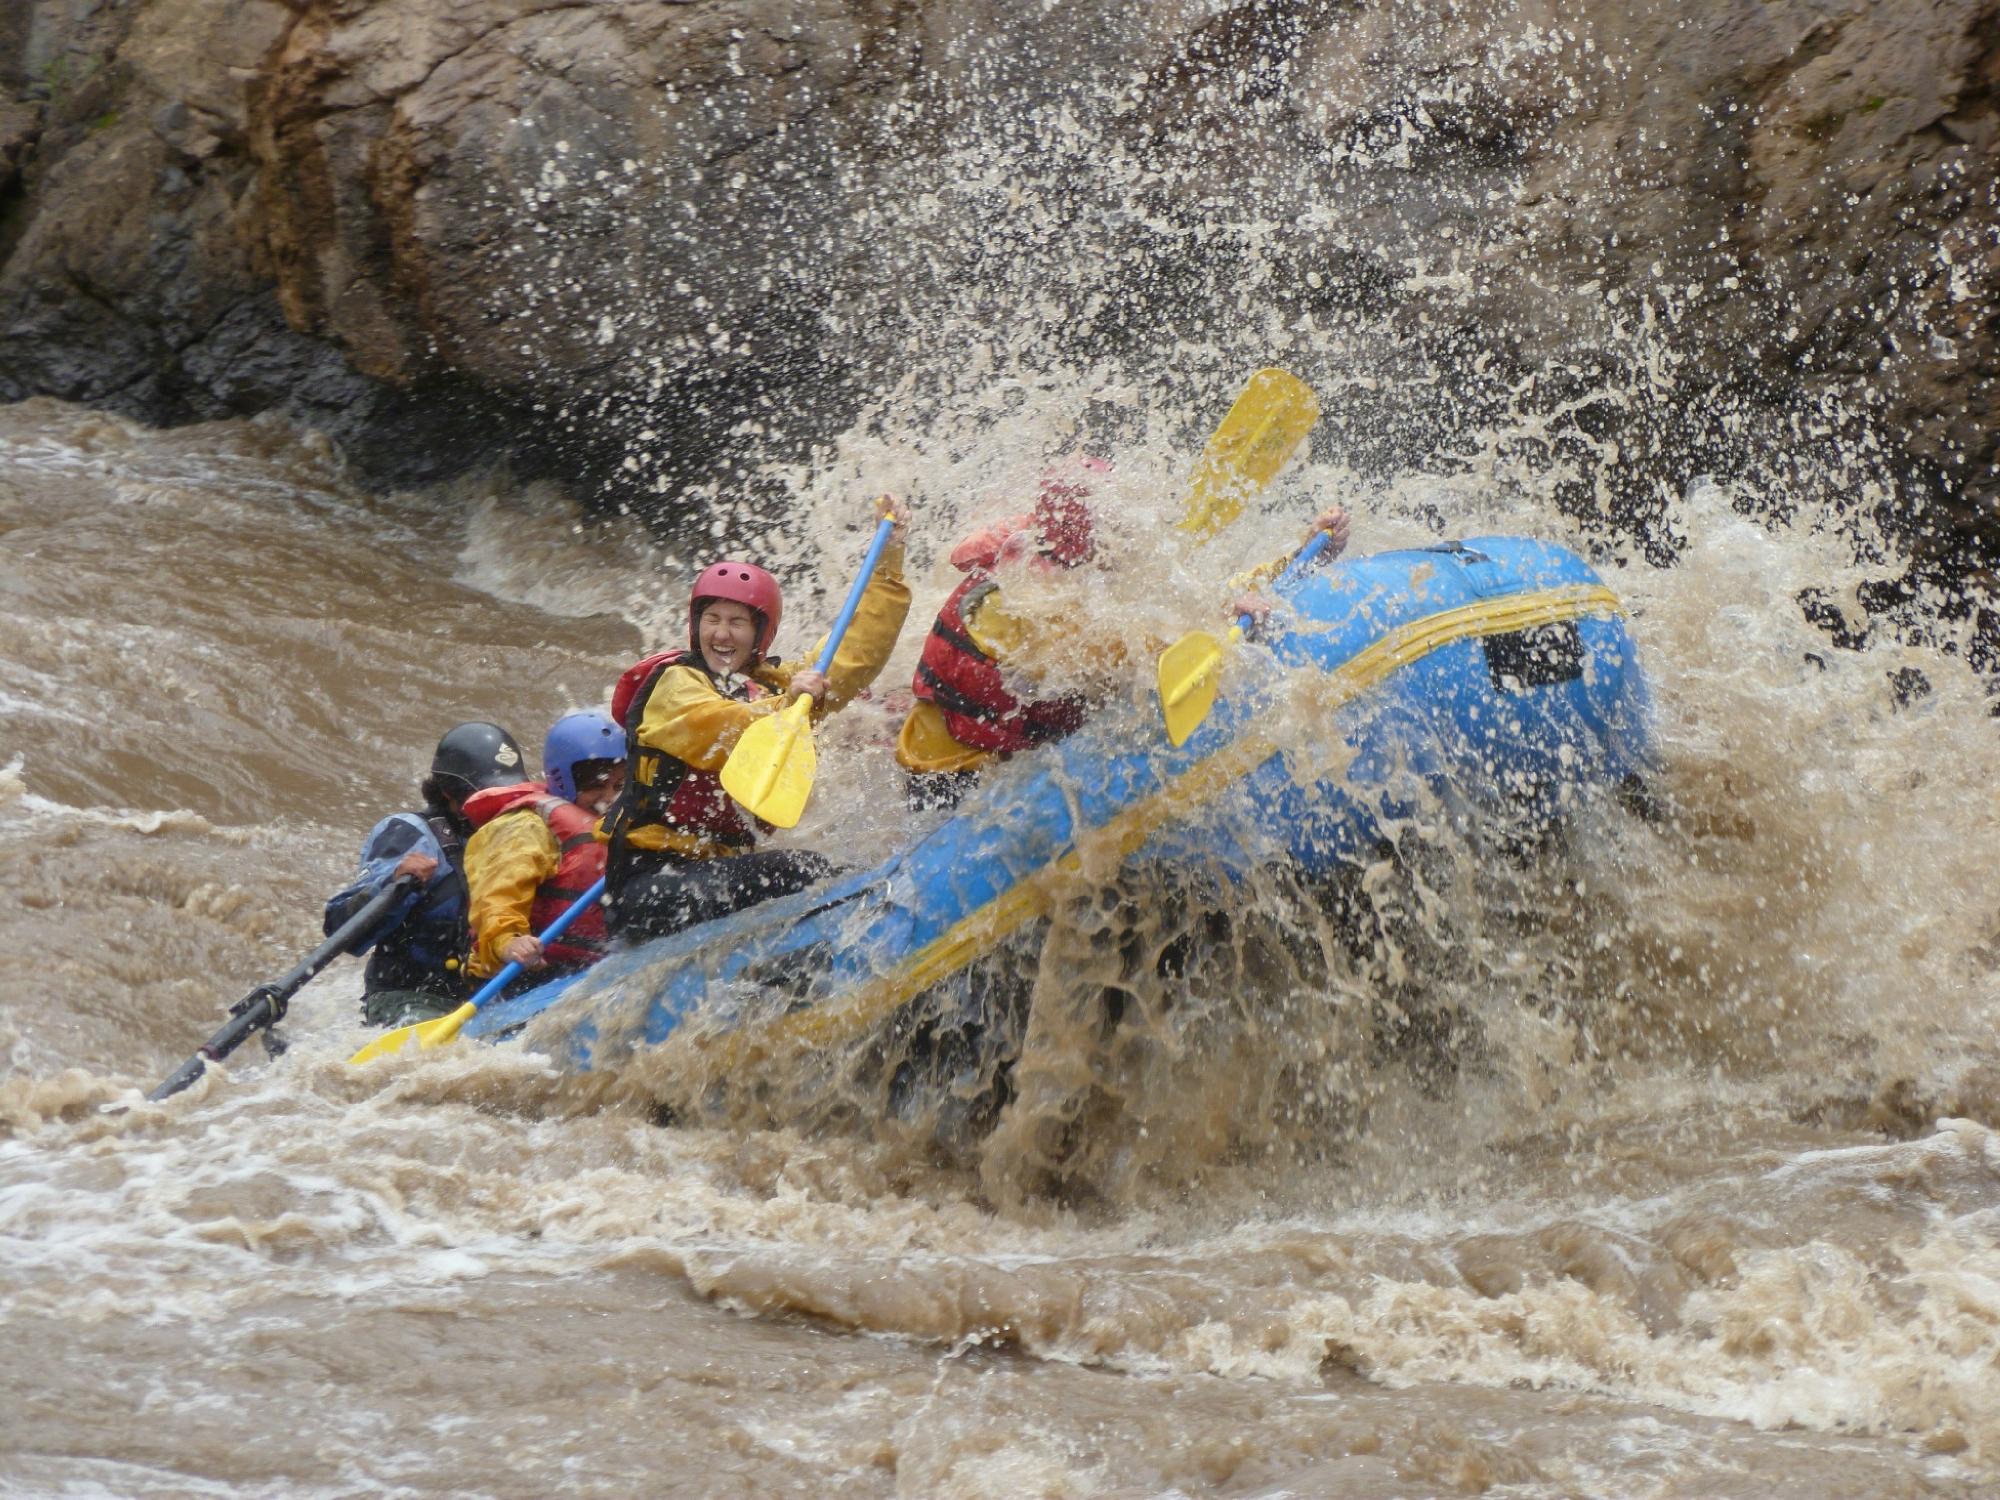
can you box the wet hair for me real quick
[421,774,475,834]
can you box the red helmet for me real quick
[688,560,782,661]
[1032,454,1110,568]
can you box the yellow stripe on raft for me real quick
[696,584,1624,1069]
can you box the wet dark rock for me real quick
[0,0,1993,591]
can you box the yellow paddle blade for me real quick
[1177,368,1321,540]
[346,1000,476,1065]
[719,698,817,829]
[1156,629,1225,746]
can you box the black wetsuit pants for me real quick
[605,845,837,944]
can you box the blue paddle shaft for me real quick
[1234,529,1334,634]
[467,875,607,1011]
[812,516,897,675]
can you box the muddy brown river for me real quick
[2,394,1997,1498]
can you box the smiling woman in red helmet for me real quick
[600,498,912,941]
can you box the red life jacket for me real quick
[463,782,610,969]
[603,649,771,855]
[910,575,1089,755]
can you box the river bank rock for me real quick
[1,0,1993,584]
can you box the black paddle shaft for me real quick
[146,874,417,1102]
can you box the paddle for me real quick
[147,874,419,1100]
[347,875,606,1063]
[719,511,898,829]
[1175,368,1321,540]
[1156,528,1339,747]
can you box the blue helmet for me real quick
[542,710,624,802]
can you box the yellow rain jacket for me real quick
[463,811,560,978]
[461,785,610,979]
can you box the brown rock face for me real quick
[1,0,1994,587]
[0,0,527,482]
[1497,0,2000,567]
[237,0,927,496]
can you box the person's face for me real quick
[697,600,760,675]
[575,763,625,816]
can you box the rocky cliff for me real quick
[3,0,1994,595]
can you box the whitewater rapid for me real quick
[2,397,1997,1498]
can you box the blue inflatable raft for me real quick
[467,536,1651,1094]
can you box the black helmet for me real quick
[428,721,526,799]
